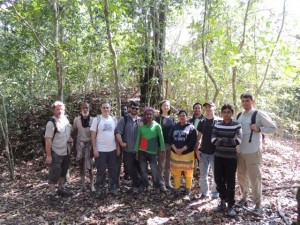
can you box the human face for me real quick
[204,105,214,116]
[221,109,233,123]
[144,111,154,123]
[101,103,111,116]
[178,112,188,124]
[130,106,139,116]
[81,103,89,116]
[161,101,170,114]
[193,104,202,117]
[241,97,254,112]
[53,105,64,119]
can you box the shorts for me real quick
[48,151,70,184]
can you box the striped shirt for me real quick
[211,120,242,159]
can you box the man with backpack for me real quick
[115,101,142,194]
[235,93,277,216]
[91,101,120,198]
[45,101,73,201]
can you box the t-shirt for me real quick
[197,117,219,154]
[73,115,94,143]
[90,115,117,152]
[45,115,71,156]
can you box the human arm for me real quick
[114,117,127,148]
[194,131,203,160]
[45,137,52,164]
[157,124,165,152]
[90,118,99,158]
[252,111,277,134]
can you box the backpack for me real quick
[95,115,118,135]
[236,110,263,143]
[41,118,58,148]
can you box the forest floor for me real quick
[0,138,299,225]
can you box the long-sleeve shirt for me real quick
[134,121,165,155]
[155,116,175,144]
[168,123,197,155]
[211,120,242,159]
[236,109,277,154]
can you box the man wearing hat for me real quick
[195,102,220,200]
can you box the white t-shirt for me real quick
[90,115,117,152]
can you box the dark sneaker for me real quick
[251,205,262,217]
[96,189,104,199]
[213,200,226,212]
[109,189,120,197]
[57,187,74,196]
[183,189,192,201]
[235,198,248,208]
[132,187,139,194]
[160,185,168,193]
[49,193,60,201]
[173,189,180,199]
[166,184,174,189]
[227,207,237,217]
[211,193,219,200]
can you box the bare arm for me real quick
[45,137,52,164]
[91,131,99,158]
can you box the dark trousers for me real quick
[123,151,142,188]
[95,150,118,191]
[138,151,160,188]
[214,155,237,207]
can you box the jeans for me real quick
[214,155,237,207]
[199,152,218,197]
[138,151,160,188]
[95,150,118,191]
[123,151,142,188]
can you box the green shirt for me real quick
[135,121,165,154]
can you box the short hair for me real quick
[130,101,140,107]
[221,104,234,114]
[193,102,203,109]
[51,101,65,110]
[81,102,89,109]
[177,109,188,116]
[240,93,254,100]
[159,100,171,115]
[101,100,111,107]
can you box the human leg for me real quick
[214,156,226,201]
[164,144,172,188]
[107,150,118,193]
[199,153,210,196]
[95,152,108,194]
[149,153,160,189]
[224,157,237,208]
[209,154,218,198]
[124,152,142,189]
[237,152,249,201]
[138,152,149,189]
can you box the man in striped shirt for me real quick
[211,104,242,217]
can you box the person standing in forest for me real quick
[235,93,277,216]
[211,104,242,217]
[169,110,197,200]
[115,101,142,194]
[72,102,95,193]
[194,102,219,200]
[45,101,73,201]
[91,101,120,198]
[135,107,165,192]
[155,100,175,191]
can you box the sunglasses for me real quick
[131,107,139,110]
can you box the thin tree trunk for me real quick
[103,0,121,117]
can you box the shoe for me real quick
[166,183,174,189]
[49,193,60,201]
[198,194,208,200]
[109,189,120,197]
[213,200,226,212]
[183,189,192,201]
[235,198,248,208]
[227,207,237,217]
[57,187,74,196]
[96,189,104,199]
[211,193,219,200]
[173,189,180,199]
[132,187,139,194]
[251,204,262,217]
[160,185,168,193]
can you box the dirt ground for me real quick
[0,138,299,225]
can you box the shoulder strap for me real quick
[249,110,258,143]
[124,115,128,126]
[49,117,57,139]
[96,115,101,135]
[236,112,242,121]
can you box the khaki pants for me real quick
[237,150,262,205]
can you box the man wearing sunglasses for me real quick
[115,101,143,194]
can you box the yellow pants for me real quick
[171,169,193,189]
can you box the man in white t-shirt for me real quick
[91,101,120,198]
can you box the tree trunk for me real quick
[103,0,121,117]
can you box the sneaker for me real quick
[198,194,209,200]
[183,189,192,201]
[235,198,248,208]
[211,193,219,200]
[213,200,226,212]
[160,185,168,193]
[109,189,120,197]
[173,189,180,199]
[49,193,60,201]
[251,205,262,217]
[166,183,174,189]
[132,187,139,194]
[57,187,74,196]
[227,207,237,217]
[96,189,104,199]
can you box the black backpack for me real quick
[236,110,261,143]
[41,118,58,148]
